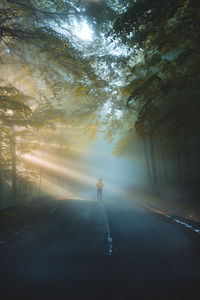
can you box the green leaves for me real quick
[112,0,200,141]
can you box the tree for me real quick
[111,0,200,192]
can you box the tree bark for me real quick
[149,135,160,195]
[57,128,63,187]
[0,131,3,203]
[161,147,168,184]
[143,138,154,191]
[38,147,44,197]
[10,126,17,202]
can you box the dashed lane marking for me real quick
[49,206,59,215]
[13,225,30,236]
[138,203,200,235]
[101,203,113,256]
[165,214,200,234]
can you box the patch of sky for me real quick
[100,100,122,120]
[69,0,82,13]
[51,15,131,86]
[101,33,130,57]
[108,0,130,14]
[112,79,124,87]
[52,16,130,62]
[72,19,93,41]
[128,50,143,67]
[53,18,93,42]
[115,109,123,119]
[102,100,112,114]
[91,61,111,79]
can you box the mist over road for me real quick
[0,197,200,299]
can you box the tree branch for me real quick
[5,0,83,18]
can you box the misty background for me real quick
[0,0,199,221]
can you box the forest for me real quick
[0,0,200,209]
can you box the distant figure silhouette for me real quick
[96,178,104,201]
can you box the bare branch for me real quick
[5,0,83,18]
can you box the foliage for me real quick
[111,0,200,192]
[113,0,200,139]
[1,0,200,201]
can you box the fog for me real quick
[0,0,199,222]
[72,138,147,200]
[26,134,147,203]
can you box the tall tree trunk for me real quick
[10,126,17,202]
[176,96,182,187]
[176,133,181,186]
[143,54,160,195]
[149,135,160,195]
[161,148,168,184]
[143,138,154,191]
[57,128,63,187]
[38,148,44,197]
[0,131,3,203]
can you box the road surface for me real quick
[0,196,200,299]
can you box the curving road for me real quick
[0,197,200,299]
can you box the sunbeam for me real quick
[22,152,126,198]
[23,153,96,186]
[38,177,85,200]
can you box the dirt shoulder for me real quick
[0,197,63,241]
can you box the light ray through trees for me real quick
[22,150,126,199]
[38,176,84,200]
[0,0,199,209]
[23,153,96,186]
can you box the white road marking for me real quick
[0,207,60,244]
[13,225,30,236]
[102,203,113,256]
[142,204,200,235]
[164,214,200,234]
[193,229,200,234]
[165,214,171,218]
[172,218,193,229]
[49,206,59,215]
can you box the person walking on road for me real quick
[96,178,104,201]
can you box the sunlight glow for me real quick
[32,150,112,182]
[102,100,112,114]
[23,153,96,186]
[22,152,124,197]
[73,19,93,41]
[54,19,94,43]
[39,177,84,200]
[115,109,122,119]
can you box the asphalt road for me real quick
[0,196,200,299]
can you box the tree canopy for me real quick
[0,0,200,202]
